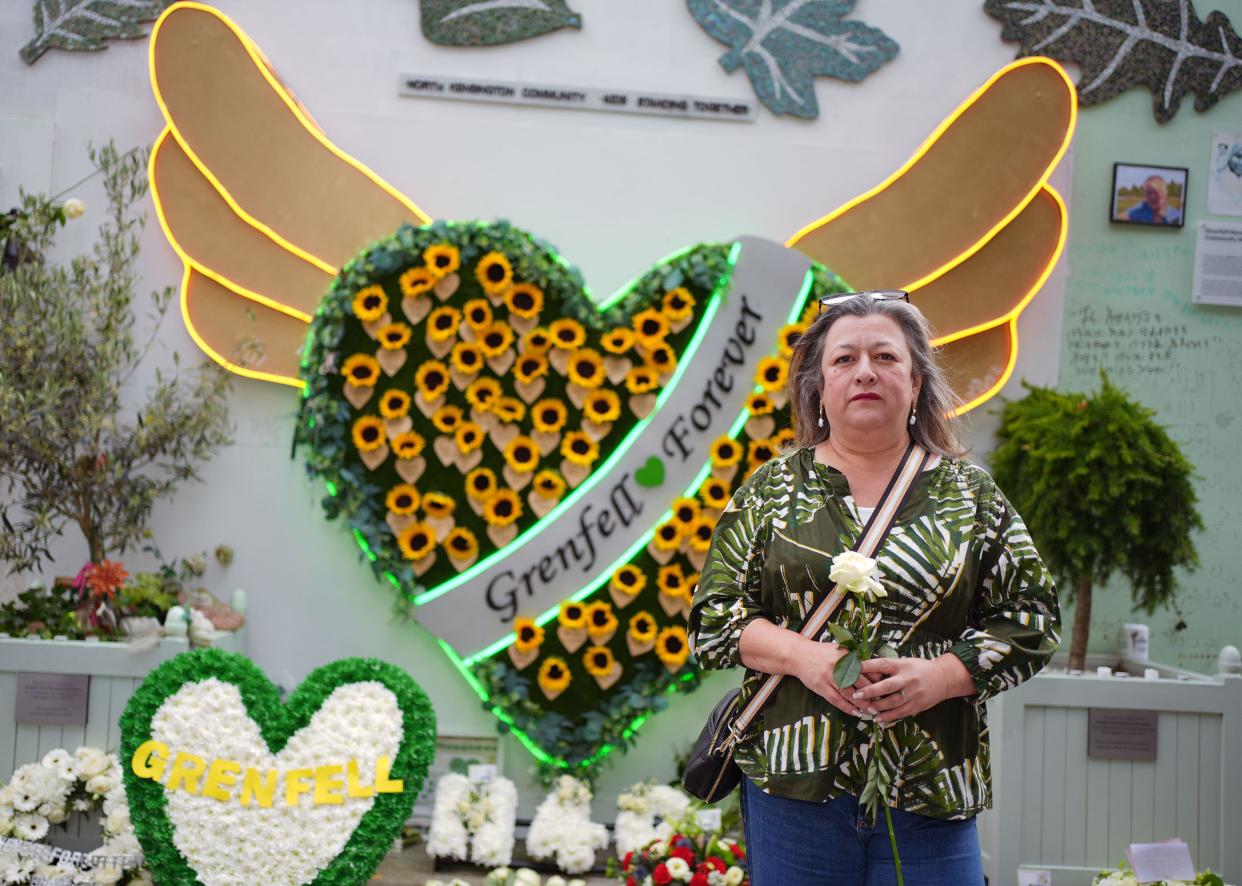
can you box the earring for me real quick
[818,404,825,428]
[908,406,917,427]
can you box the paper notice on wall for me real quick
[1125,840,1196,883]
[1192,221,1242,307]
[1207,131,1242,217]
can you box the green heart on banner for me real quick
[634,456,666,488]
[295,221,847,779]
[120,649,436,885]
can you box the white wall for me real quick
[0,0,1070,815]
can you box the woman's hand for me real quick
[794,641,880,719]
[852,655,970,724]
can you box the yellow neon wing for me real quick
[786,57,1076,414]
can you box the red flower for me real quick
[626,878,637,886]
[653,863,672,885]
[85,560,129,598]
[690,875,709,886]
[730,843,746,859]
[671,846,696,864]
[622,851,634,872]
[707,856,727,873]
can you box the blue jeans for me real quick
[740,777,984,886]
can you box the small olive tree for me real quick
[0,143,233,571]
[991,372,1202,671]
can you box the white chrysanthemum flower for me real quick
[13,813,49,840]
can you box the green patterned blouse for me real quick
[689,446,1061,820]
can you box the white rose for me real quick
[666,857,691,880]
[831,551,887,598]
[85,775,113,796]
[724,866,745,886]
[47,807,68,824]
[94,864,124,884]
[76,748,112,778]
[62,198,86,219]
[514,868,542,886]
[546,877,567,886]
[105,808,130,835]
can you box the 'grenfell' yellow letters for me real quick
[130,741,403,807]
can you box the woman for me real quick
[689,292,1060,885]
[1127,175,1181,224]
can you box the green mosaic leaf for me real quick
[686,0,899,119]
[20,0,174,65]
[984,0,1242,124]
[420,0,582,47]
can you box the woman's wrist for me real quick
[933,653,977,699]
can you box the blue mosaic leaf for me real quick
[686,0,900,118]
[421,0,582,47]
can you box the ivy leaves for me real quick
[20,0,173,65]
[686,0,899,118]
[984,0,1242,123]
[421,0,582,46]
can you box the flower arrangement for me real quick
[525,776,609,874]
[611,809,748,886]
[1093,863,1225,886]
[426,773,518,867]
[0,746,149,885]
[480,869,586,886]
[613,782,692,856]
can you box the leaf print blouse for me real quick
[689,446,1061,820]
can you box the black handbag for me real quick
[682,442,930,803]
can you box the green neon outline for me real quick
[412,241,742,608]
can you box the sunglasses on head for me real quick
[817,289,909,314]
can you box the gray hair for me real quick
[786,295,966,457]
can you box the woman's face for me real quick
[819,314,921,438]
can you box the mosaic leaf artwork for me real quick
[20,0,174,64]
[420,0,582,46]
[984,0,1242,123]
[686,0,899,118]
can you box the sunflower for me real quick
[352,416,386,452]
[583,389,621,423]
[549,318,586,350]
[422,491,456,519]
[475,251,513,295]
[656,625,691,670]
[427,306,462,342]
[632,309,669,346]
[391,431,426,460]
[431,404,464,433]
[755,356,788,392]
[747,439,776,469]
[642,342,677,374]
[478,323,515,359]
[455,422,485,454]
[514,616,544,654]
[522,327,553,353]
[625,366,659,394]
[513,353,548,385]
[686,515,716,553]
[628,611,657,645]
[415,360,451,399]
[601,327,636,354]
[423,243,461,277]
[532,470,567,499]
[746,392,775,416]
[558,601,587,630]
[352,285,388,322]
[397,521,436,561]
[670,497,701,526]
[450,342,484,376]
[652,520,682,552]
[341,354,381,388]
[561,431,599,467]
[386,484,421,515]
[567,349,605,389]
[463,298,493,332]
[492,396,526,423]
[538,657,571,695]
[465,377,502,411]
[377,321,412,351]
[662,287,696,321]
[506,282,544,318]
[445,526,479,561]
[483,489,523,526]
[399,267,436,298]
[465,467,498,501]
[657,563,688,598]
[379,389,411,420]
[771,428,796,451]
[699,477,731,509]
[710,436,743,468]
[777,323,806,357]
[610,565,647,598]
[504,436,540,473]
[532,399,568,433]
[585,600,617,639]
[583,646,616,678]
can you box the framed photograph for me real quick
[409,734,502,823]
[1111,162,1188,228]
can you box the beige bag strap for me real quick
[729,442,931,739]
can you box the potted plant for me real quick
[990,371,1202,671]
